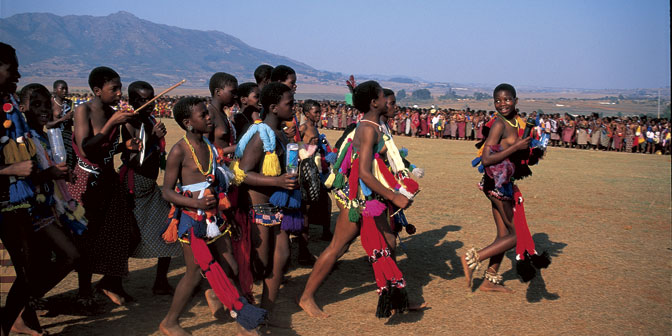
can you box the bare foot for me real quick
[11,315,45,335]
[205,289,227,320]
[297,295,329,318]
[479,281,514,293]
[408,301,428,311]
[100,288,125,306]
[236,323,260,336]
[460,255,474,288]
[159,319,191,336]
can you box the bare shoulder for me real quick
[168,138,186,158]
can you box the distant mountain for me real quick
[0,11,344,88]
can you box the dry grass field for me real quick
[3,122,671,336]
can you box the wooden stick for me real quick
[134,79,186,114]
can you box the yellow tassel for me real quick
[73,204,86,220]
[262,151,281,176]
[36,194,46,203]
[476,144,484,158]
[16,143,31,161]
[314,153,322,169]
[23,138,37,157]
[3,139,18,163]
[324,172,335,188]
[372,159,391,189]
[229,160,246,186]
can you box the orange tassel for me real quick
[162,206,179,243]
[218,193,231,211]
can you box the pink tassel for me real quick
[363,200,387,217]
[340,144,353,174]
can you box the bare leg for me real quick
[297,219,315,266]
[251,224,272,281]
[153,257,174,295]
[317,192,333,241]
[31,224,79,298]
[462,197,516,291]
[11,309,44,336]
[299,207,359,318]
[261,228,290,324]
[478,202,515,293]
[160,243,200,336]
[0,211,33,336]
[205,235,239,320]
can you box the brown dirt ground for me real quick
[3,124,671,336]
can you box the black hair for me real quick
[260,82,291,114]
[128,81,154,104]
[383,88,395,97]
[493,83,516,98]
[302,99,320,114]
[0,42,16,65]
[19,83,50,105]
[53,80,67,90]
[254,64,274,84]
[236,82,258,105]
[270,65,296,83]
[173,96,204,130]
[209,72,238,96]
[353,80,382,113]
[88,66,120,91]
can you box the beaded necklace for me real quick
[183,135,213,176]
[496,112,519,128]
[360,119,382,132]
[52,96,63,107]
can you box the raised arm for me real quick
[74,104,134,157]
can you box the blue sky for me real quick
[1,0,669,89]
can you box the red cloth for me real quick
[512,185,536,259]
[360,214,405,292]
[190,228,244,312]
[232,204,253,300]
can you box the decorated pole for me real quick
[134,79,186,114]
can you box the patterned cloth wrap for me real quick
[251,203,283,226]
[478,144,515,200]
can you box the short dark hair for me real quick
[0,42,16,65]
[19,83,50,105]
[128,81,154,103]
[353,81,382,113]
[88,66,120,91]
[382,88,394,97]
[493,83,516,98]
[270,65,296,83]
[53,80,67,90]
[254,64,273,84]
[209,72,238,96]
[173,96,204,130]
[236,82,258,105]
[260,82,291,114]
[302,99,320,114]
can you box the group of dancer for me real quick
[59,94,672,156]
[1,41,551,335]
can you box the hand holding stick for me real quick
[134,79,187,114]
